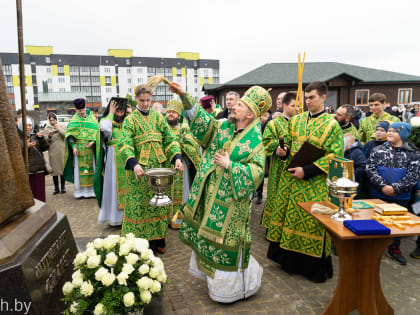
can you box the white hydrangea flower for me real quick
[70,302,78,314]
[140,289,152,304]
[150,280,161,293]
[157,272,167,283]
[93,303,105,315]
[80,281,94,297]
[73,252,87,267]
[149,267,159,279]
[122,263,135,275]
[117,271,129,286]
[126,253,139,265]
[137,276,153,289]
[85,247,97,257]
[134,238,149,253]
[86,255,101,269]
[62,282,74,295]
[104,252,118,267]
[138,264,150,275]
[95,267,108,281]
[101,272,116,286]
[72,270,83,281]
[93,238,104,249]
[123,292,135,307]
[119,243,131,256]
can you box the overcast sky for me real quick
[1,0,420,82]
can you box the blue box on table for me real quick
[343,220,391,235]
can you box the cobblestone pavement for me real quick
[45,177,420,315]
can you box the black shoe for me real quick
[256,196,262,204]
[388,245,407,265]
[410,247,420,259]
[53,190,60,195]
[61,188,66,194]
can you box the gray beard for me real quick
[227,116,237,124]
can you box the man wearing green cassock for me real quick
[334,104,360,140]
[119,85,182,254]
[359,93,399,144]
[165,99,201,229]
[171,82,270,303]
[266,81,344,283]
[94,98,128,226]
[261,92,296,229]
[64,98,99,198]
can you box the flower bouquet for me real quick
[62,233,167,315]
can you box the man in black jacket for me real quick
[216,91,240,119]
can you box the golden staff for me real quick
[295,52,306,114]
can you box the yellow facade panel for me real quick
[111,76,116,86]
[13,76,20,87]
[51,65,58,76]
[26,76,33,87]
[108,49,133,58]
[209,77,213,84]
[33,104,39,109]
[100,76,106,86]
[25,45,53,55]
[64,65,70,76]
[176,52,200,60]
[200,77,204,86]
[172,67,177,78]
[181,68,186,77]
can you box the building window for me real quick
[398,88,412,104]
[45,56,51,63]
[127,68,131,74]
[128,79,131,84]
[126,59,130,65]
[58,66,64,74]
[46,67,51,73]
[48,78,52,84]
[128,88,132,93]
[4,65,12,75]
[106,87,112,93]
[137,68,143,74]
[204,69,209,77]
[7,86,14,94]
[355,90,369,106]
[105,77,111,84]
[105,67,110,73]
[58,77,65,84]
[59,88,66,92]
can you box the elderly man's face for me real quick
[225,94,238,110]
[276,93,285,111]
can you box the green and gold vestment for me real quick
[94,114,127,210]
[64,110,98,186]
[359,112,399,144]
[119,109,181,240]
[261,115,289,228]
[169,123,201,229]
[178,94,265,277]
[342,123,360,140]
[266,111,344,258]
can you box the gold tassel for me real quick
[171,209,179,223]
[295,52,306,114]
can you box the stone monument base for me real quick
[0,200,78,315]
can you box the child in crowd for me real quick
[366,122,420,265]
[364,120,389,158]
[344,134,366,198]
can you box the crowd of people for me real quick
[14,81,420,303]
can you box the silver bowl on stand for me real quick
[145,168,175,207]
[327,177,359,221]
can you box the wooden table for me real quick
[299,199,420,315]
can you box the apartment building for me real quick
[0,46,220,111]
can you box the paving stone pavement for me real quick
[45,177,420,315]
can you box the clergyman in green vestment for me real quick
[261,92,296,229]
[94,98,129,226]
[165,99,201,229]
[171,82,269,303]
[358,93,399,144]
[265,81,344,283]
[64,98,98,198]
[119,85,182,254]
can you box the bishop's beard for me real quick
[167,117,180,127]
